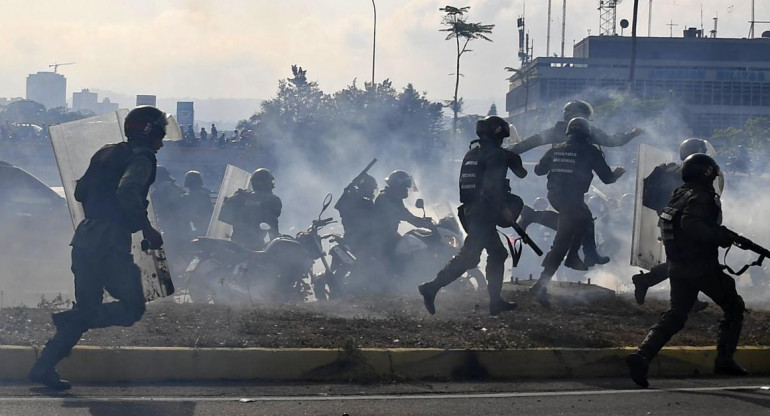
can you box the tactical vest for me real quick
[75,142,157,232]
[459,147,485,204]
[658,187,694,262]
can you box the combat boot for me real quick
[489,298,517,316]
[631,272,649,305]
[28,341,71,390]
[418,282,440,315]
[564,254,588,271]
[625,353,650,388]
[583,252,610,268]
[530,281,550,307]
[715,318,747,376]
[714,356,748,376]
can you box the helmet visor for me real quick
[162,114,183,142]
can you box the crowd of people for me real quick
[178,123,250,149]
[24,101,763,393]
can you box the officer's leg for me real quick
[564,202,591,271]
[419,216,486,314]
[29,246,105,389]
[483,229,515,315]
[581,217,610,267]
[701,270,747,375]
[627,278,698,387]
[93,251,146,328]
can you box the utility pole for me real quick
[371,0,377,86]
[628,0,639,93]
[546,0,552,56]
[647,0,652,36]
[561,0,567,57]
[749,0,755,38]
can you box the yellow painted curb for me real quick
[1,346,769,382]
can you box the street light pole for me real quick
[371,0,377,86]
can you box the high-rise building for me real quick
[506,32,770,137]
[26,72,67,109]
[72,89,119,115]
[176,102,195,131]
[136,95,157,107]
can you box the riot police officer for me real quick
[419,116,527,316]
[632,138,713,305]
[627,154,748,388]
[181,170,214,238]
[335,173,378,250]
[219,168,282,251]
[28,106,168,390]
[530,117,625,305]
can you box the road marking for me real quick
[1,385,768,403]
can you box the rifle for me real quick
[722,228,770,275]
[511,223,544,257]
[336,158,377,209]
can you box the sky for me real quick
[0,0,767,116]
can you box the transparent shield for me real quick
[206,164,251,240]
[162,114,183,142]
[631,144,674,270]
[49,111,173,301]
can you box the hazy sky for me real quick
[0,0,767,114]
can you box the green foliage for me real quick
[237,67,446,163]
[487,104,498,116]
[0,99,93,127]
[710,117,770,157]
[36,293,71,312]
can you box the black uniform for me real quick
[30,142,157,383]
[335,187,376,251]
[534,137,620,283]
[219,188,282,251]
[421,141,526,310]
[629,182,744,380]
[512,121,639,155]
[181,185,214,238]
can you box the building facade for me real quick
[506,33,770,137]
[26,72,66,109]
[72,89,119,115]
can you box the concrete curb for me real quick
[2,346,769,382]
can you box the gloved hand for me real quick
[613,167,626,180]
[630,127,645,138]
[420,217,435,228]
[717,226,738,248]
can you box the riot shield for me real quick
[630,144,673,270]
[206,164,251,240]
[49,111,174,301]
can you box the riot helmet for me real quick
[184,170,204,189]
[385,170,412,190]
[124,106,168,142]
[681,153,720,184]
[475,115,511,145]
[565,117,591,139]
[156,165,173,183]
[679,138,709,161]
[356,174,378,199]
[250,168,275,191]
[563,100,593,121]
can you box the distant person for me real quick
[181,170,214,239]
[210,124,218,141]
[28,106,168,390]
[199,127,208,142]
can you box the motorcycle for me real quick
[392,199,486,292]
[182,194,336,304]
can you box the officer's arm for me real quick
[505,149,528,178]
[116,155,154,231]
[534,149,553,176]
[680,193,733,246]
[591,126,642,147]
[481,151,508,207]
[511,133,546,154]
[591,148,620,184]
[272,196,282,233]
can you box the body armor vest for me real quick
[74,142,157,232]
[459,146,485,204]
[658,187,694,262]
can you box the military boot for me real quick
[631,272,649,305]
[28,341,71,390]
[418,282,440,315]
[627,326,674,388]
[530,279,550,307]
[583,251,610,268]
[715,319,748,376]
[489,298,517,316]
[625,353,650,388]
[564,253,588,271]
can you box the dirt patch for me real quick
[2,291,770,349]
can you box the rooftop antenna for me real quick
[546,0,552,56]
[48,62,75,73]
[647,0,652,36]
[666,20,679,37]
[749,0,755,38]
[561,0,567,57]
[599,0,623,36]
[700,4,704,32]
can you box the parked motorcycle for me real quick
[183,194,336,304]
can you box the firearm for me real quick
[336,158,377,209]
[511,223,544,257]
[726,229,770,260]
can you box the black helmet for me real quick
[681,153,719,184]
[124,106,168,141]
[384,170,412,190]
[563,100,593,120]
[679,138,709,161]
[156,165,173,183]
[184,170,203,189]
[475,116,511,140]
[565,117,591,138]
[356,174,378,198]
[250,168,274,191]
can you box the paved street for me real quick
[1,377,770,415]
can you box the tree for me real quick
[439,5,494,138]
[487,103,497,116]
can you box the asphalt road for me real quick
[1,377,770,416]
